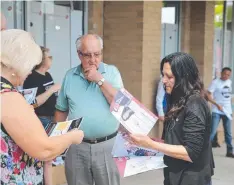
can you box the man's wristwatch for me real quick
[97,78,105,86]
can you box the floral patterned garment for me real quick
[1,77,43,185]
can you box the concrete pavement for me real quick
[121,140,234,185]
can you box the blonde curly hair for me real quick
[1,29,42,77]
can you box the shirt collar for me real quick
[74,62,106,78]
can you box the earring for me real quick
[12,73,15,76]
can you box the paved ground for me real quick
[121,140,234,185]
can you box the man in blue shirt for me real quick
[54,34,123,185]
[156,79,167,121]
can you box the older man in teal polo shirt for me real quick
[54,34,123,185]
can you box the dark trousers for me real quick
[163,168,212,185]
[212,133,218,145]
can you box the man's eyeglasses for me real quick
[78,51,102,60]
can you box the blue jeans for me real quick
[38,116,53,129]
[210,112,233,153]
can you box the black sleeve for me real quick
[46,72,54,83]
[183,97,208,162]
[23,75,35,89]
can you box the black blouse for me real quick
[163,94,214,185]
[23,70,56,116]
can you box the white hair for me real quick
[75,34,103,50]
[1,29,42,77]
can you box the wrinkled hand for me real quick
[129,134,154,149]
[217,104,223,111]
[84,66,103,83]
[69,129,84,145]
[50,84,61,93]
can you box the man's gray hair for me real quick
[75,34,103,50]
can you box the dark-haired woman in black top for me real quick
[130,52,214,185]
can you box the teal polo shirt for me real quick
[55,62,123,139]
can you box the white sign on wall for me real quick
[161,7,175,24]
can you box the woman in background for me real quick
[130,52,214,185]
[1,29,84,185]
[23,46,60,128]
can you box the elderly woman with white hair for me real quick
[0,29,84,185]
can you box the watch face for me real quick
[98,81,102,86]
[98,78,105,86]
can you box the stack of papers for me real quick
[19,87,38,105]
[110,88,166,177]
[112,132,166,177]
[114,156,166,177]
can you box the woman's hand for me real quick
[129,134,155,149]
[49,84,61,93]
[69,129,84,145]
[158,116,165,121]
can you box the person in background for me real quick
[23,46,60,185]
[156,78,167,121]
[1,29,84,185]
[207,67,234,158]
[130,52,214,185]
[23,46,60,128]
[156,78,169,140]
[54,34,123,185]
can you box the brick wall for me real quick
[142,1,162,109]
[180,1,191,53]
[103,1,144,100]
[203,1,215,89]
[181,1,214,88]
[88,1,103,37]
[142,1,162,137]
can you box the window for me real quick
[25,1,87,84]
[161,1,181,58]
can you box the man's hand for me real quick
[84,66,103,83]
[217,104,223,111]
[206,91,224,112]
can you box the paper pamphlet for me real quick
[19,87,38,105]
[45,117,83,166]
[110,88,158,135]
[114,156,166,177]
[45,117,83,137]
[112,132,166,177]
[110,89,165,177]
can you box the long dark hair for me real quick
[160,52,204,119]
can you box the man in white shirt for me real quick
[207,67,234,158]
